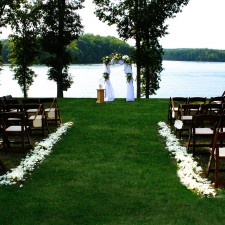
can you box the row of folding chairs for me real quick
[175,106,225,187]
[168,96,225,125]
[173,101,224,152]
[0,97,62,151]
[0,97,62,126]
[0,103,52,152]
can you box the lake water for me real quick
[0,61,224,98]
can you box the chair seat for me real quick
[215,147,225,157]
[182,115,192,121]
[26,109,39,113]
[45,108,56,112]
[29,115,43,128]
[6,125,29,132]
[195,128,213,135]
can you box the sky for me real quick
[1,0,225,50]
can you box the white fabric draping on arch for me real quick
[124,64,135,101]
[126,80,135,102]
[103,58,135,102]
[104,79,115,102]
[104,64,111,74]
[124,64,132,74]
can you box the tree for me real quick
[0,1,26,71]
[41,0,84,97]
[93,0,189,98]
[7,0,41,98]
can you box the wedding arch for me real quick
[102,53,135,102]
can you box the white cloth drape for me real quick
[104,79,115,102]
[104,64,111,74]
[126,80,135,102]
[124,64,132,74]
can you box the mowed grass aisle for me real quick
[1,98,225,225]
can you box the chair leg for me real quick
[0,159,6,172]
[187,132,192,152]
[192,136,196,156]
[206,151,214,177]
[215,153,219,188]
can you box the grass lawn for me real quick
[0,98,225,225]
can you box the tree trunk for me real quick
[136,38,141,99]
[135,0,141,99]
[57,0,65,98]
[145,67,150,98]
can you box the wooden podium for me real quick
[96,89,105,103]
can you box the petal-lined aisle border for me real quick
[0,122,73,186]
[158,121,216,197]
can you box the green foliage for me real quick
[12,66,36,94]
[7,0,41,98]
[102,52,133,65]
[1,34,132,64]
[0,42,3,69]
[40,0,84,97]
[47,66,73,91]
[1,40,9,63]
[163,48,225,62]
[76,34,132,64]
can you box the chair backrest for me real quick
[209,96,225,104]
[192,114,220,129]
[4,99,20,105]
[5,104,24,113]
[200,103,223,115]
[188,97,206,104]
[178,103,201,118]
[1,111,27,128]
[39,98,58,108]
[23,103,44,116]
[169,97,188,109]
[22,98,40,105]
[3,95,13,101]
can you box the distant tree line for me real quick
[163,48,225,62]
[1,34,132,64]
[4,38,225,64]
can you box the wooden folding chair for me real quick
[207,128,225,187]
[176,103,201,137]
[1,112,31,151]
[168,97,188,125]
[187,114,220,155]
[24,103,49,135]
[39,98,62,125]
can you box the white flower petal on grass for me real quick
[0,122,73,186]
[158,121,216,197]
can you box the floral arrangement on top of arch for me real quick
[102,53,133,82]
